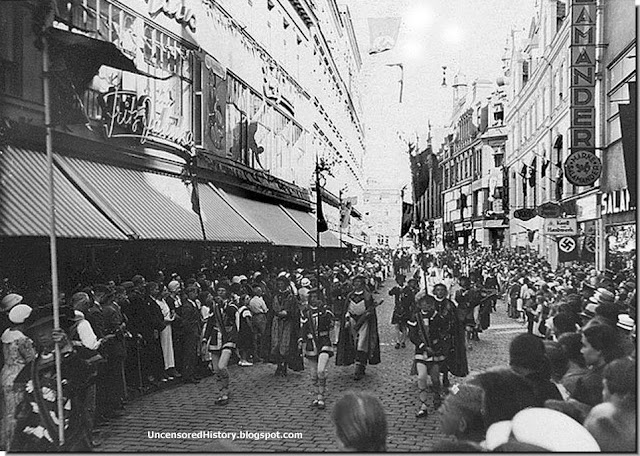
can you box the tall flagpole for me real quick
[42,12,66,445]
[314,155,320,291]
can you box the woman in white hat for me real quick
[1,304,35,450]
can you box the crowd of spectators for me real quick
[0,251,391,451]
[423,247,637,452]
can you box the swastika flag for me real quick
[557,236,580,263]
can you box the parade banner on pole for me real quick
[400,202,413,237]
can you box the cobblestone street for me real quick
[97,276,525,452]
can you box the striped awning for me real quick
[217,189,316,248]
[55,156,267,243]
[280,206,344,248]
[0,146,126,239]
[341,232,366,246]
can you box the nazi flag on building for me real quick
[557,236,580,263]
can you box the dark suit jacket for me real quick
[178,299,201,338]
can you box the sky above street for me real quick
[346,0,536,190]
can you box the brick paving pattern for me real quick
[97,276,525,452]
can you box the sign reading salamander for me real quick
[566,0,601,186]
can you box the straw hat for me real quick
[617,314,635,332]
[1,293,23,312]
[580,303,599,320]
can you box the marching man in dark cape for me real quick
[335,275,381,380]
[408,283,466,418]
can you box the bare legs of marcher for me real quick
[209,348,231,405]
[308,352,330,409]
[415,361,443,418]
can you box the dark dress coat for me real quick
[335,290,381,366]
[268,289,303,370]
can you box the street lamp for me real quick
[385,63,404,103]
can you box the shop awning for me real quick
[216,189,316,248]
[54,155,267,243]
[0,146,126,239]
[341,232,366,246]
[280,207,344,248]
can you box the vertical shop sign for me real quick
[565,0,602,186]
[565,0,601,186]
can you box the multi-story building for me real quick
[361,186,403,248]
[599,0,636,271]
[0,0,368,288]
[441,75,506,249]
[503,0,574,266]
[503,0,635,271]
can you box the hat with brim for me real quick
[622,281,636,292]
[617,313,635,332]
[485,408,600,452]
[167,280,181,292]
[580,303,599,319]
[1,293,23,312]
[589,293,614,306]
[595,288,615,302]
[300,278,311,288]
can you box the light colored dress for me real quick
[1,328,36,450]
[155,298,175,370]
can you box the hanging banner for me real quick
[368,17,402,54]
[557,236,581,263]
[567,0,600,186]
[203,64,226,156]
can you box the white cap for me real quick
[238,275,247,282]
[300,278,311,288]
[231,276,241,284]
[485,408,600,452]
[8,304,32,324]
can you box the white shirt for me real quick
[76,319,100,350]
[156,298,174,322]
[248,296,268,315]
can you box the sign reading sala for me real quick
[101,88,194,155]
[566,0,601,186]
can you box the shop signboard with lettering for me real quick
[514,208,537,221]
[537,202,563,218]
[101,88,195,157]
[543,218,578,236]
[566,0,601,186]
